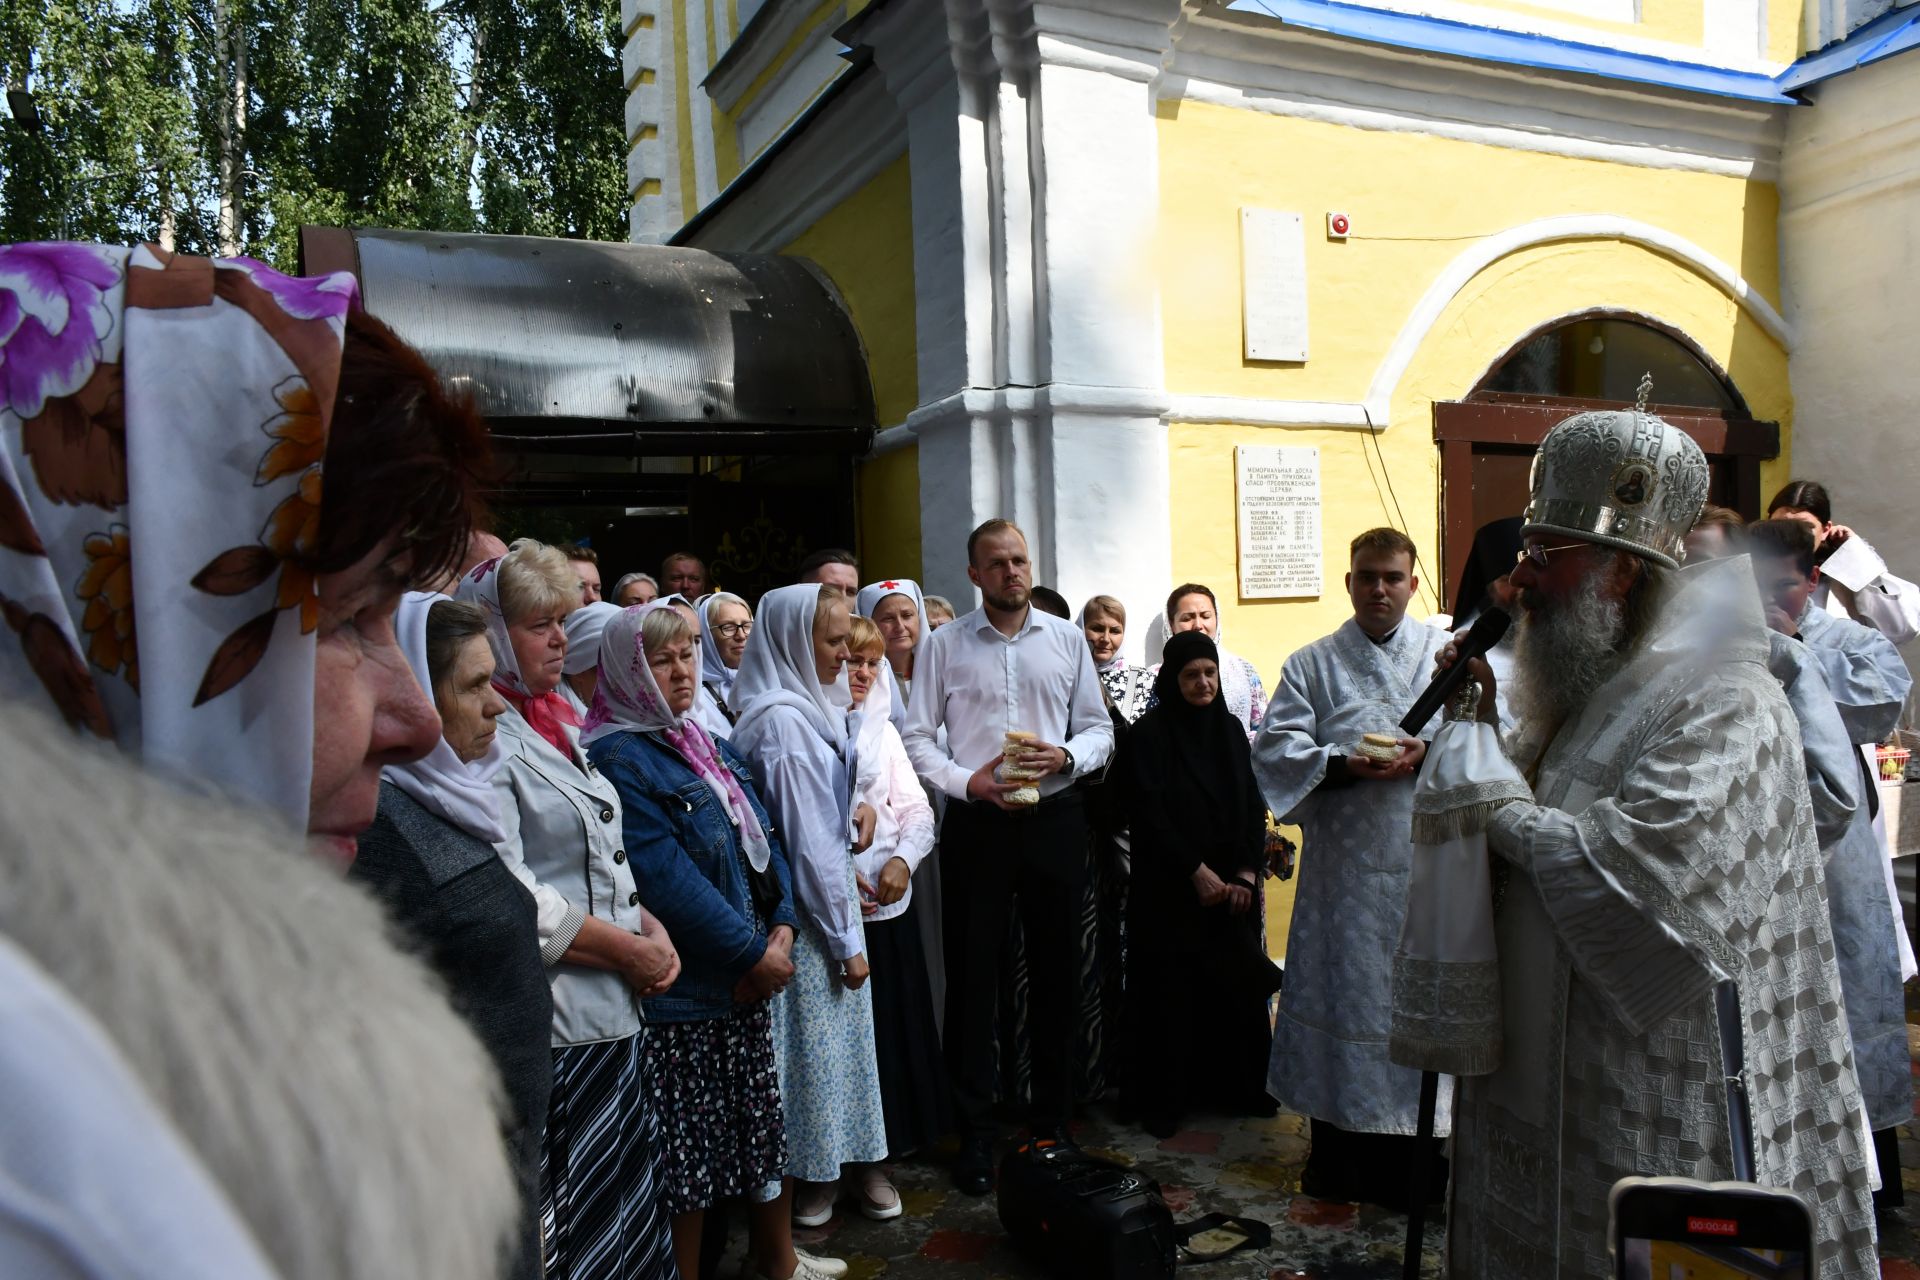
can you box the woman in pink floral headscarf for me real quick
[0,241,513,1280]
[0,241,491,858]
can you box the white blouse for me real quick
[852,719,936,923]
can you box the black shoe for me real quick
[953,1139,993,1196]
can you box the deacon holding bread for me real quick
[1252,527,1450,1209]
[901,519,1114,1197]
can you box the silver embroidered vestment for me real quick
[1254,618,1450,1135]
[1448,561,1878,1279]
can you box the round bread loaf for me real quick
[1356,732,1401,763]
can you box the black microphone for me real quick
[1399,607,1510,735]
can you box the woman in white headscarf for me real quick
[584,603,848,1280]
[559,599,623,718]
[1078,595,1154,724]
[1151,583,1267,738]
[854,578,925,727]
[352,593,554,1280]
[697,591,753,728]
[730,584,890,1233]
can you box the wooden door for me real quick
[1434,393,1778,611]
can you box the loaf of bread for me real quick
[1002,730,1043,805]
[1356,732,1401,763]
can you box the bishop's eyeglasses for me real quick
[1515,541,1588,570]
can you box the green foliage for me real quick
[1,0,209,247]
[0,0,629,267]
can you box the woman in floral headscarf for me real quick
[0,242,513,1280]
[585,603,846,1280]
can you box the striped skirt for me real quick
[540,1032,677,1280]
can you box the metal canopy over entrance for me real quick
[299,227,876,599]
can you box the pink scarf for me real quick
[496,682,583,760]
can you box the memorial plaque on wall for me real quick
[1236,444,1322,599]
[1241,208,1309,363]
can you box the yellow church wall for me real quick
[1158,98,1792,677]
[778,151,918,428]
[855,444,924,582]
[777,151,922,573]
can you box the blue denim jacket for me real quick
[588,729,799,1024]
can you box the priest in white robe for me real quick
[1253,527,1449,1209]
[1431,399,1879,1279]
[1748,517,1915,1202]
[1769,479,1920,646]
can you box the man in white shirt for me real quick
[902,519,1114,1195]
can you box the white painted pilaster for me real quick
[687,0,720,210]
[624,0,682,242]
[854,0,1181,660]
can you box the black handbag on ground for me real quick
[997,1139,1177,1280]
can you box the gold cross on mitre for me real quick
[1635,372,1654,412]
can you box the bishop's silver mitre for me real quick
[1520,374,1711,569]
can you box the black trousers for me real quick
[942,792,1088,1140]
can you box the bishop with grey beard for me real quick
[1507,550,1671,731]
[1435,398,1879,1279]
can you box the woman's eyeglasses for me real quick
[713,621,753,638]
[1515,541,1588,570]
[845,656,884,672]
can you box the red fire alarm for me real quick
[1327,211,1351,239]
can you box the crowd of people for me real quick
[3,244,1918,1280]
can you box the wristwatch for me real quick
[1061,747,1076,777]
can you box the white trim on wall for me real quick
[687,0,720,209]
[708,0,841,110]
[674,67,907,253]
[738,27,853,162]
[1245,0,1783,73]
[1166,8,1787,180]
[1366,213,1794,426]
[870,212,1793,447]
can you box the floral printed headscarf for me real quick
[453,552,582,759]
[0,243,356,827]
[581,602,772,873]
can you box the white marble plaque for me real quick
[1241,207,1309,363]
[1236,444,1321,599]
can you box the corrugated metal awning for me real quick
[299,227,875,455]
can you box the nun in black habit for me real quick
[1118,631,1279,1139]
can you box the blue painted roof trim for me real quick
[1225,0,1797,102]
[1778,4,1920,90]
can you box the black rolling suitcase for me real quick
[997,1139,1177,1280]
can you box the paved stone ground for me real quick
[720,1062,1920,1279]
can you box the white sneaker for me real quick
[791,1250,849,1279]
[791,1178,839,1228]
[856,1165,903,1221]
